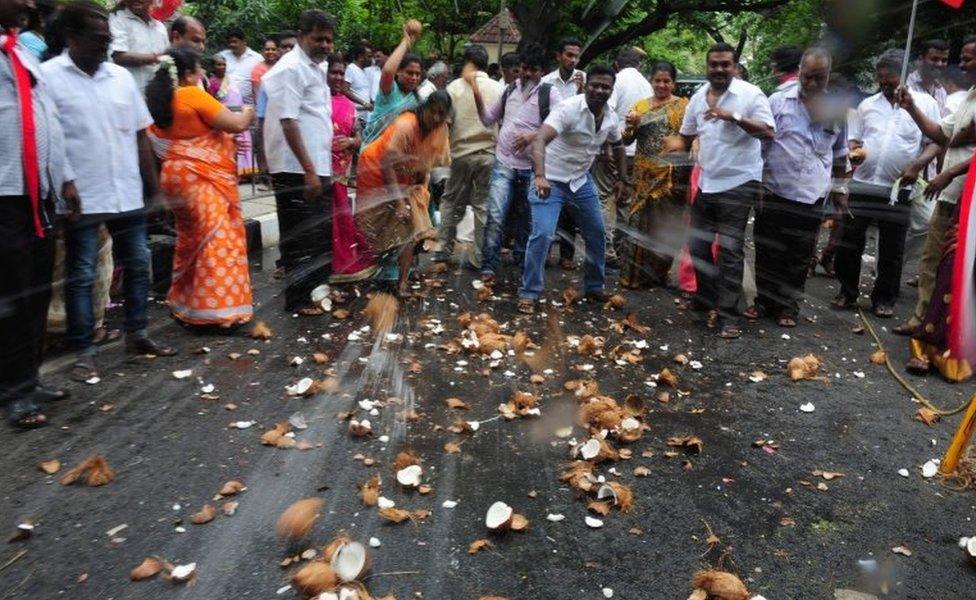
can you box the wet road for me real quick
[1,249,974,600]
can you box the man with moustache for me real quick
[518,64,629,314]
[673,43,775,340]
[261,10,336,314]
[108,0,167,93]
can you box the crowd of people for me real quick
[0,0,974,430]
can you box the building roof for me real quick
[469,9,521,44]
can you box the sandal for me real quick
[71,357,98,382]
[93,326,121,346]
[517,299,536,314]
[906,357,931,376]
[718,324,742,339]
[831,295,857,310]
[872,304,894,319]
[892,322,916,336]
[7,399,47,429]
[706,310,719,329]
[742,306,760,320]
[777,316,797,328]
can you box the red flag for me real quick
[938,0,964,8]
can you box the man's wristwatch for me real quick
[731,111,743,123]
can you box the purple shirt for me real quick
[764,86,849,205]
[481,80,562,170]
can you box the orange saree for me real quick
[159,130,253,326]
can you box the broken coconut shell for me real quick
[130,556,163,581]
[291,561,338,596]
[690,570,750,600]
[485,501,514,531]
[330,539,371,582]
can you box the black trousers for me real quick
[754,195,825,319]
[689,181,758,325]
[0,197,56,405]
[834,185,911,307]
[272,173,333,311]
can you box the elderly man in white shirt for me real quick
[107,0,167,93]
[518,64,629,314]
[832,49,941,318]
[593,47,652,267]
[262,10,335,314]
[43,2,176,381]
[675,43,775,339]
[218,27,264,105]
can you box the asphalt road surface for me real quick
[1,247,975,600]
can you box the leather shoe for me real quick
[126,337,178,357]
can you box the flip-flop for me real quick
[906,357,931,375]
[517,299,535,314]
[873,305,894,319]
[71,358,98,382]
[777,316,797,328]
[718,325,742,339]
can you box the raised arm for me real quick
[379,23,418,96]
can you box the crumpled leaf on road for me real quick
[468,538,492,555]
[38,459,61,474]
[60,454,115,487]
[277,498,323,540]
[788,354,823,381]
[251,320,273,340]
[667,435,704,455]
[689,569,750,600]
[359,475,381,507]
[130,556,164,581]
[916,407,940,426]
[577,335,605,356]
[190,504,217,524]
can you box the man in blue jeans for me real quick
[466,43,562,286]
[41,2,177,382]
[519,64,629,314]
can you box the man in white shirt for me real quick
[366,46,386,101]
[894,37,976,339]
[262,10,335,314]
[433,45,504,270]
[107,0,167,93]
[675,43,775,339]
[541,37,585,103]
[833,49,941,318]
[344,44,374,120]
[418,61,449,101]
[43,2,176,381]
[518,64,629,314]
[594,47,652,267]
[218,27,264,105]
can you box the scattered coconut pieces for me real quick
[788,354,823,381]
[276,498,323,540]
[59,454,115,487]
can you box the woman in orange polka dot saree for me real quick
[148,48,257,329]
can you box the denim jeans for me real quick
[520,175,606,300]
[65,209,151,354]
[480,161,532,276]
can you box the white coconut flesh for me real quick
[596,484,618,504]
[485,501,514,530]
[967,537,976,558]
[331,540,370,582]
[578,438,601,460]
[396,465,422,488]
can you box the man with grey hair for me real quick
[832,49,941,318]
[418,60,449,101]
[755,46,850,327]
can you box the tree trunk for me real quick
[511,1,562,52]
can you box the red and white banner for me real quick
[151,0,182,21]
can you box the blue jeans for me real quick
[65,209,151,354]
[481,161,531,276]
[520,175,605,300]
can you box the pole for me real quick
[900,0,920,83]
